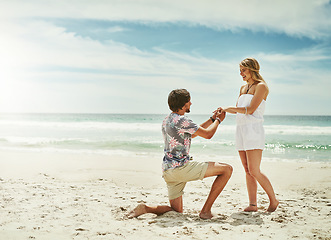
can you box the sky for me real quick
[0,0,330,115]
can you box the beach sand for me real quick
[0,150,330,240]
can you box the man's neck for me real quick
[173,110,185,116]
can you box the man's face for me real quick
[184,100,192,113]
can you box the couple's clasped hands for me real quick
[212,107,226,122]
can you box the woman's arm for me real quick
[245,83,267,114]
[223,83,267,115]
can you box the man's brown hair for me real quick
[168,89,190,112]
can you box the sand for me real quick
[0,150,330,240]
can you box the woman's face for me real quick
[240,67,252,82]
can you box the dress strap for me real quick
[246,82,257,94]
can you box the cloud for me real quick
[259,45,331,63]
[106,26,128,33]
[1,19,236,81]
[1,0,330,39]
[0,18,240,113]
[256,47,331,101]
[0,0,330,114]
[2,16,329,87]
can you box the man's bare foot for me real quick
[267,199,279,212]
[244,204,258,212]
[199,211,213,219]
[127,204,147,219]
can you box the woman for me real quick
[222,58,279,212]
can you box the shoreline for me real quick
[0,150,330,239]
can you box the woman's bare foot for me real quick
[199,211,213,219]
[127,204,147,219]
[267,199,279,212]
[244,204,258,212]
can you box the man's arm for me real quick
[192,111,226,139]
[198,115,216,130]
[199,118,214,129]
[196,107,224,129]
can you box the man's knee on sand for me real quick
[171,205,183,213]
[170,196,183,213]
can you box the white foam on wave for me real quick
[0,135,165,149]
[265,125,331,135]
[0,146,158,158]
[1,119,330,135]
[0,120,162,132]
[1,136,91,145]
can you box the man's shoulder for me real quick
[172,113,193,122]
[163,113,195,126]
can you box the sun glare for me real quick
[0,62,32,113]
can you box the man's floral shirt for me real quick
[162,113,199,171]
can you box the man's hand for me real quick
[212,107,226,122]
[216,111,226,122]
[212,107,223,119]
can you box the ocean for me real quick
[0,113,330,163]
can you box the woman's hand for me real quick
[216,111,226,122]
[221,107,237,114]
[212,107,222,119]
[212,107,226,122]
[221,107,231,113]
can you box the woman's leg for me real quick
[239,151,258,212]
[246,149,279,212]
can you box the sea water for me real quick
[0,113,330,163]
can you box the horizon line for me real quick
[0,112,330,117]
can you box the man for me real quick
[128,89,232,219]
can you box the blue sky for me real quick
[0,0,330,115]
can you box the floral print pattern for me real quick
[162,113,199,171]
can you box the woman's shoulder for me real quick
[255,81,269,98]
[239,84,246,93]
[255,81,268,90]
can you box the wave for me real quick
[0,136,164,150]
[0,114,329,162]
[0,146,142,157]
[264,125,331,135]
[0,120,162,132]
[0,135,329,163]
[0,136,329,151]
[1,120,330,135]
[265,143,330,151]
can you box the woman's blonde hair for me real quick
[240,58,265,83]
[240,57,269,94]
